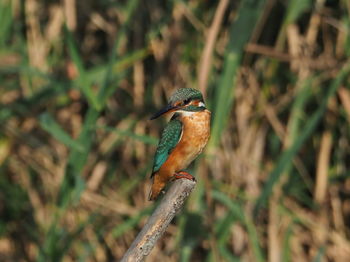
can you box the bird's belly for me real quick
[172,110,211,171]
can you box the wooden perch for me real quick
[120,179,196,262]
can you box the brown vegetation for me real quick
[0,0,350,261]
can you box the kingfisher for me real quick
[148,88,211,201]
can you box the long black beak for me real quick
[150,103,180,120]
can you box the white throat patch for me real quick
[198,101,205,108]
[177,110,196,116]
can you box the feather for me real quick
[151,119,183,176]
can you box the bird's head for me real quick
[150,88,206,120]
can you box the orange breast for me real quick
[159,110,211,179]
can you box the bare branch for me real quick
[120,179,196,262]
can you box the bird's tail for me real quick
[148,174,166,201]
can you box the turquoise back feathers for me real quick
[152,119,182,174]
[150,88,207,176]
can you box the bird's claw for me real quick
[173,171,196,181]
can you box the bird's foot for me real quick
[173,171,196,181]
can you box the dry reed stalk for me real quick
[120,179,196,262]
[198,0,229,95]
[64,0,77,31]
[314,131,332,204]
[338,87,350,124]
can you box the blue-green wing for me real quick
[152,119,182,175]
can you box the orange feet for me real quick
[173,171,196,181]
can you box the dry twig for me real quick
[120,179,196,262]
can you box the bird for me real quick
[148,88,211,201]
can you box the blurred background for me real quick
[1,0,350,261]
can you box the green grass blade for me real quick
[208,0,267,150]
[218,246,240,262]
[112,207,152,238]
[38,213,97,261]
[57,108,99,208]
[39,113,85,152]
[0,0,12,48]
[180,246,192,262]
[96,0,140,110]
[97,125,158,145]
[254,61,350,214]
[281,223,294,262]
[284,77,314,189]
[177,212,206,261]
[285,0,312,25]
[118,163,152,197]
[212,190,244,220]
[212,190,265,262]
[65,27,99,109]
[215,211,237,244]
[85,47,150,87]
[313,246,326,262]
[288,78,313,143]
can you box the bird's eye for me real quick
[184,98,191,105]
